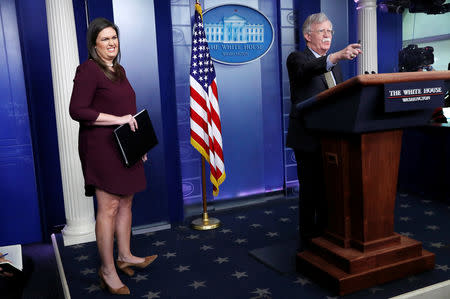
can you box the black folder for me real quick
[114,109,158,167]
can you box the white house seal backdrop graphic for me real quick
[203,4,274,65]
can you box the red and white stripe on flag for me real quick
[189,2,225,196]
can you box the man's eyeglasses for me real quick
[310,29,335,35]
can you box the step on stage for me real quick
[298,234,434,295]
[297,130,435,295]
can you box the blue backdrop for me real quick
[172,0,284,205]
[111,0,183,227]
[0,0,402,245]
[0,0,42,245]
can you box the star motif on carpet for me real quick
[132,274,148,282]
[400,232,414,237]
[189,280,206,289]
[250,223,262,228]
[279,217,291,222]
[264,210,273,215]
[294,277,310,286]
[174,265,190,272]
[289,205,298,210]
[369,287,384,294]
[200,245,214,251]
[81,268,95,275]
[231,271,248,279]
[426,225,439,230]
[53,189,450,299]
[400,217,411,221]
[144,232,155,236]
[251,288,271,296]
[421,200,431,203]
[424,210,434,216]
[214,257,229,264]
[177,225,188,230]
[186,234,200,239]
[436,264,449,271]
[266,232,279,237]
[85,284,101,293]
[399,193,408,197]
[75,255,89,261]
[141,291,161,299]
[152,240,166,246]
[70,244,85,249]
[326,297,338,299]
[234,238,247,244]
[163,252,176,258]
[236,215,247,220]
[430,242,445,248]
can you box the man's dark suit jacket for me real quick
[286,48,343,152]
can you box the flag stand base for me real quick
[191,212,220,230]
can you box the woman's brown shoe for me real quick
[98,270,130,295]
[116,255,158,277]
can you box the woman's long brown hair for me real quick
[86,17,125,81]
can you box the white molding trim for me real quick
[132,222,171,235]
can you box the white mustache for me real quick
[322,38,331,42]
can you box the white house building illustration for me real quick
[205,14,264,43]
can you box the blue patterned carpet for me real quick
[55,193,450,298]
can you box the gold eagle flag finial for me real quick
[195,0,203,20]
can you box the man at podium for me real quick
[286,12,361,250]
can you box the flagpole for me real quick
[191,157,221,230]
[190,0,222,230]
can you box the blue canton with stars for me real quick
[55,192,450,299]
[190,10,216,93]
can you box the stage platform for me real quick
[52,193,449,298]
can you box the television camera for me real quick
[398,44,434,72]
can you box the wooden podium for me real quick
[296,71,450,295]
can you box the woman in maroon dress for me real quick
[69,18,156,295]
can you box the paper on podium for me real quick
[114,109,158,167]
[0,244,23,273]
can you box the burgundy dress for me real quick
[69,60,146,196]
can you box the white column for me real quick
[355,0,378,74]
[46,0,96,246]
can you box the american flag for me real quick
[189,2,225,196]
